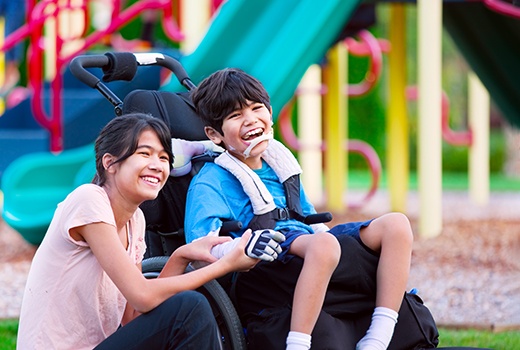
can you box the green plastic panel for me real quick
[444,2,520,128]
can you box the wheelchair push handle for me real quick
[70,52,196,90]
[70,52,196,116]
[134,53,197,91]
[69,54,111,88]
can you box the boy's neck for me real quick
[231,151,263,170]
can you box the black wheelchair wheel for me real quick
[142,256,247,350]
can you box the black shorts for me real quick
[233,221,380,319]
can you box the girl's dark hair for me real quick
[191,68,271,134]
[93,113,173,186]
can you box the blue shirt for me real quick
[185,160,317,243]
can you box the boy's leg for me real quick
[234,230,378,349]
[286,232,341,349]
[95,291,220,350]
[355,212,414,350]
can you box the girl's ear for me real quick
[205,126,224,145]
[102,153,116,173]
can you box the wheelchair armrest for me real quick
[220,221,243,236]
[304,212,333,225]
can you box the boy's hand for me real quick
[220,230,259,272]
[179,235,232,263]
[245,229,286,262]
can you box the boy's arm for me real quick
[185,164,249,243]
[184,180,234,243]
[170,138,224,176]
[210,229,285,262]
[209,236,241,259]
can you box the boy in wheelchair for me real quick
[182,68,415,350]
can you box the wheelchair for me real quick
[70,51,247,349]
[71,52,491,350]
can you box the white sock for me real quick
[286,331,312,350]
[356,307,398,350]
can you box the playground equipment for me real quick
[0,0,186,180]
[1,0,363,245]
[278,29,386,211]
[0,0,183,153]
[1,0,516,242]
[386,1,497,238]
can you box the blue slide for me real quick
[1,0,362,245]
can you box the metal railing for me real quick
[1,0,183,152]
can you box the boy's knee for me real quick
[364,213,413,251]
[383,212,414,244]
[312,232,341,267]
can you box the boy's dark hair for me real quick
[93,113,174,185]
[191,68,271,134]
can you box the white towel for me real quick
[214,139,301,215]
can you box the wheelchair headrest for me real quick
[122,89,208,141]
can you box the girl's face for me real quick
[105,130,170,206]
[206,100,273,168]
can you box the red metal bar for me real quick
[344,139,382,211]
[19,0,185,152]
[61,0,183,63]
[278,101,381,210]
[406,86,472,146]
[483,0,520,19]
[28,0,56,133]
[343,30,387,97]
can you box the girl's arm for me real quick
[121,263,142,326]
[78,222,256,314]
[158,235,233,277]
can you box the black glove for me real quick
[245,229,286,262]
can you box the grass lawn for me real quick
[1,318,518,349]
[0,320,16,350]
[438,327,520,349]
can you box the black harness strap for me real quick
[247,175,312,231]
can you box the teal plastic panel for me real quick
[1,145,94,245]
[164,0,361,117]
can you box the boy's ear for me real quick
[205,126,223,145]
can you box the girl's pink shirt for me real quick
[17,184,146,350]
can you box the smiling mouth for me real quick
[141,176,160,185]
[242,128,264,141]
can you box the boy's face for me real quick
[205,100,273,168]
